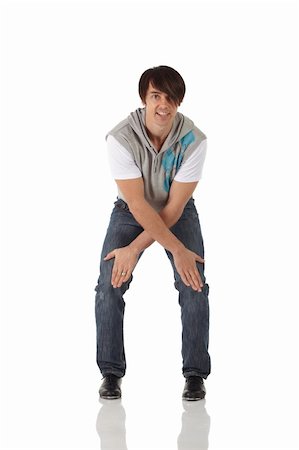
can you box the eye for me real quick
[152,94,160,100]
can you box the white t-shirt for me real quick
[107,135,207,182]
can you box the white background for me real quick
[1,0,298,449]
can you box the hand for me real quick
[173,247,205,292]
[104,246,139,288]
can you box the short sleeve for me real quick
[174,139,207,182]
[106,135,142,179]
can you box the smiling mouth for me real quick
[156,112,170,117]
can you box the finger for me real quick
[104,251,115,261]
[115,269,126,288]
[189,270,203,292]
[185,271,199,291]
[185,266,204,291]
[191,272,203,292]
[115,270,130,288]
[198,273,204,289]
[179,271,191,288]
[193,265,203,286]
[111,262,120,286]
[195,253,205,263]
[122,270,132,284]
[114,269,129,288]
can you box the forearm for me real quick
[129,204,184,253]
[128,200,185,255]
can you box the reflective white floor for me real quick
[94,372,298,450]
[3,366,299,450]
[97,396,210,450]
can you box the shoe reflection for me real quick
[96,398,128,450]
[177,399,210,450]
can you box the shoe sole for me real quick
[99,394,121,400]
[182,395,206,401]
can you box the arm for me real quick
[105,178,204,291]
[116,178,185,254]
[128,179,199,254]
[126,137,208,253]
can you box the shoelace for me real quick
[103,374,118,386]
[187,376,203,387]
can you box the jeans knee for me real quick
[176,281,210,313]
[95,282,124,319]
[94,272,133,303]
[174,277,209,294]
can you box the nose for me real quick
[159,96,170,109]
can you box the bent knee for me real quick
[94,273,133,296]
[174,278,209,296]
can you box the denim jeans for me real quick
[94,197,211,379]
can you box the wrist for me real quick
[128,242,142,256]
[171,241,186,257]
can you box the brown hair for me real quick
[138,66,186,106]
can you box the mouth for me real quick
[156,111,170,118]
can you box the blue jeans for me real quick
[94,197,211,379]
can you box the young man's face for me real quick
[144,82,178,128]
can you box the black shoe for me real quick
[99,374,122,400]
[182,376,206,401]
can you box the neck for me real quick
[144,116,173,152]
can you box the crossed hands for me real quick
[104,245,205,292]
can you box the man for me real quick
[94,65,211,401]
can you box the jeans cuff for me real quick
[183,370,209,379]
[101,370,125,378]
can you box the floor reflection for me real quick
[177,399,210,450]
[96,397,210,450]
[96,398,128,450]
